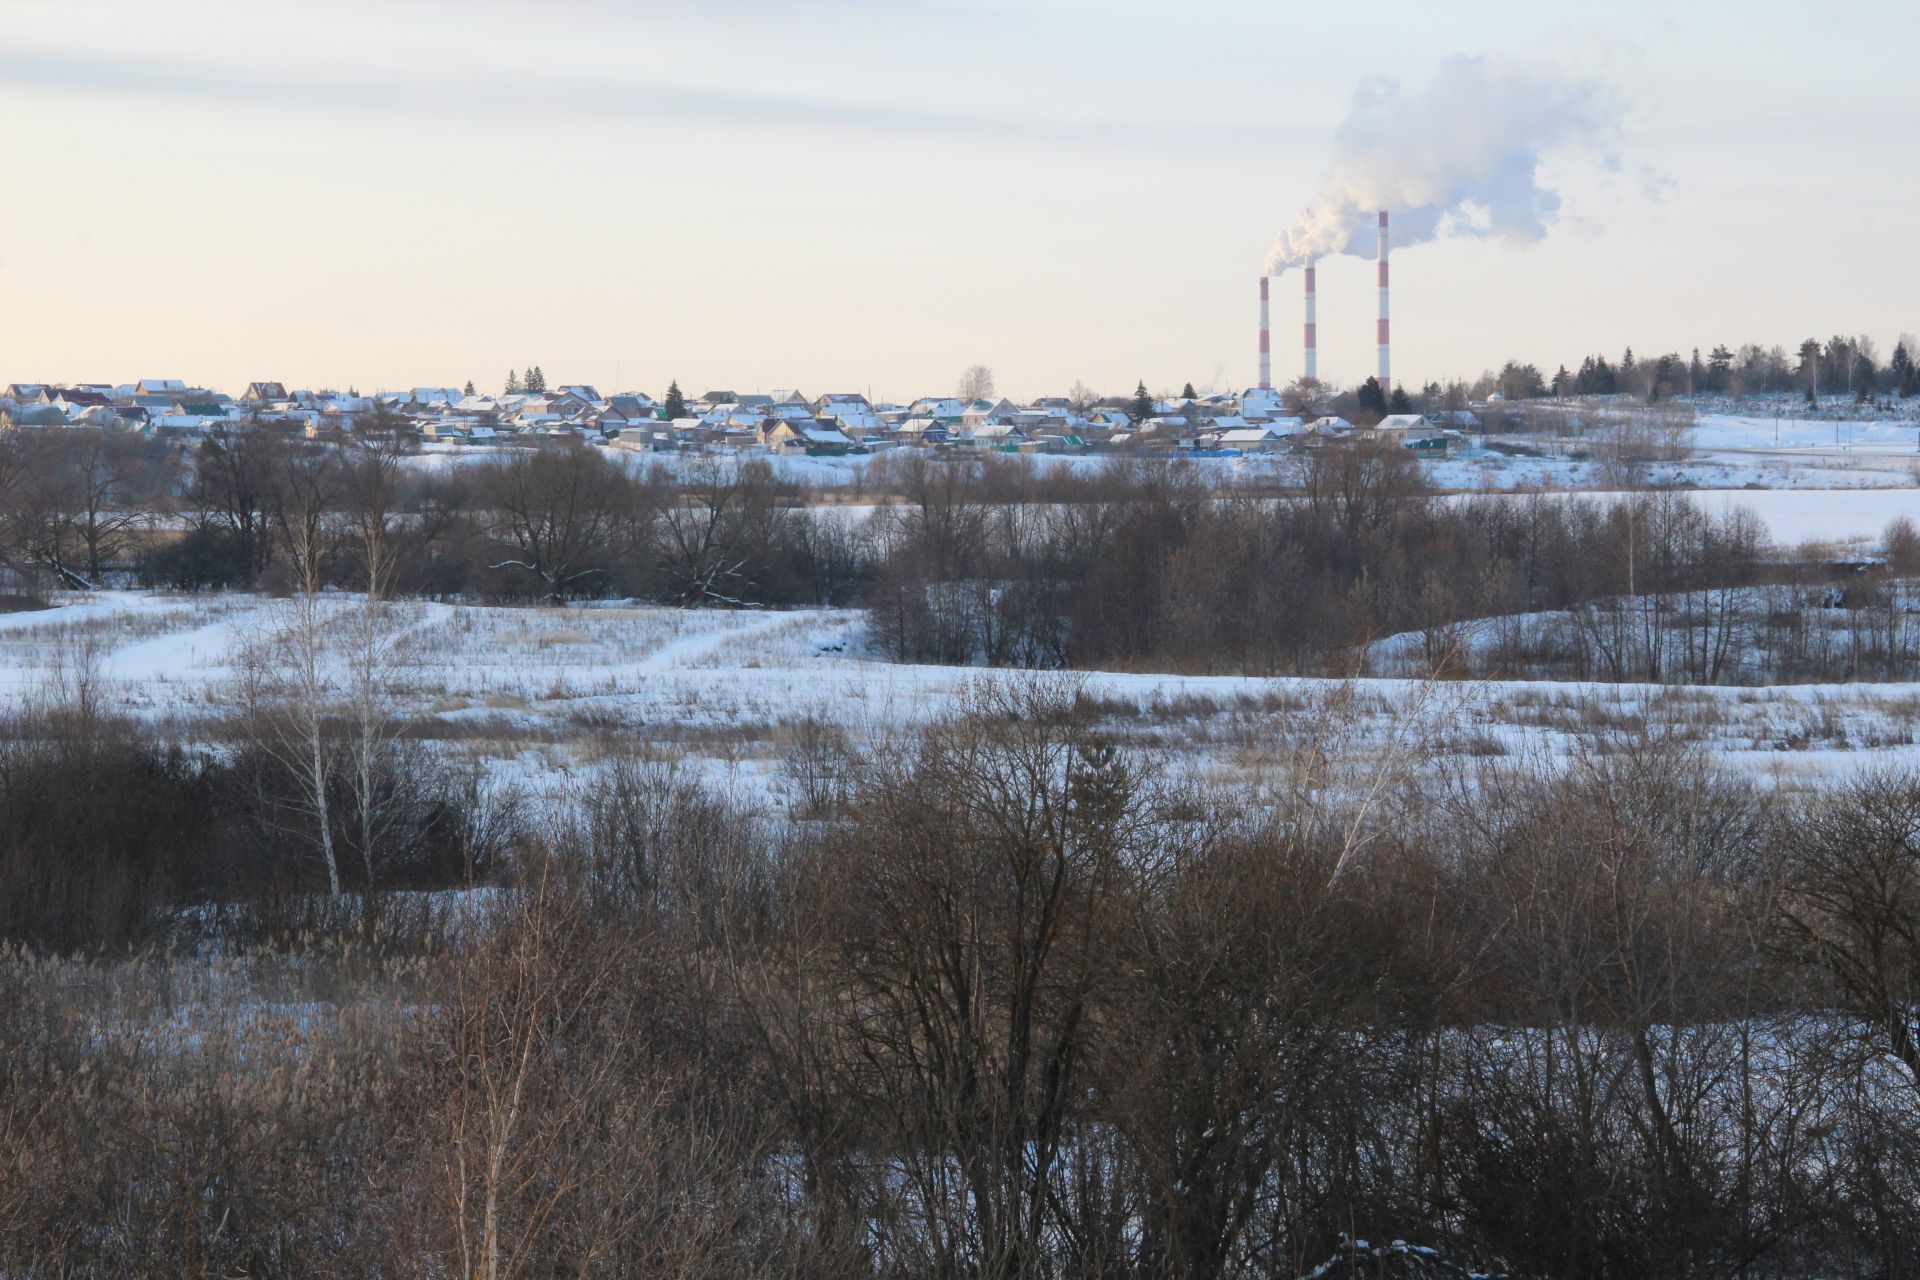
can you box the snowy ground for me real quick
[3,590,1916,814]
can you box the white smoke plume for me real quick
[1264,55,1619,275]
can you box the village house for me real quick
[1366,413,1434,445]
[1215,425,1292,452]
[763,418,855,453]
[963,422,1026,448]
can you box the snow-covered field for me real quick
[4,589,1916,812]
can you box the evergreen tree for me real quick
[463,379,476,397]
[1650,354,1680,403]
[1388,386,1412,414]
[1891,343,1915,398]
[525,365,547,393]
[1356,376,1387,417]
[1575,356,1597,395]
[1708,345,1734,393]
[505,369,521,394]
[1552,365,1573,397]
[1797,339,1823,397]
[1179,381,1197,400]
[1689,347,1705,396]
[662,380,688,420]
[1496,362,1547,401]
[1128,381,1153,423]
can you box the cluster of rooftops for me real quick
[0,381,1473,456]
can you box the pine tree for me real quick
[1891,343,1914,398]
[525,366,547,393]
[463,379,476,397]
[1357,376,1387,417]
[1797,339,1822,398]
[1708,345,1734,393]
[1129,381,1153,423]
[505,369,521,394]
[1689,347,1705,396]
[662,380,688,421]
[1180,381,1197,400]
[1388,386,1412,414]
[1593,356,1616,395]
[1553,365,1573,397]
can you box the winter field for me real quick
[8,579,1919,822]
[2,447,1918,1276]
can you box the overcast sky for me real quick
[3,0,1917,399]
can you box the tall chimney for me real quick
[1258,276,1271,390]
[1376,209,1391,400]
[1304,259,1318,382]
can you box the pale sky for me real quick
[3,0,1917,401]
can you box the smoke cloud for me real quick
[1264,56,1620,274]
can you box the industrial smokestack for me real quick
[1258,276,1271,390]
[1376,210,1390,399]
[1304,259,1318,382]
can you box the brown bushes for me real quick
[12,685,1920,1274]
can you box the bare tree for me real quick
[340,437,419,892]
[479,447,634,603]
[781,677,1163,1275]
[652,458,790,606]
[957,364,996,403]
[239,446,348,894]
[0,430,160,588]
[1778,771,1920,1096]
[190,423,282,577]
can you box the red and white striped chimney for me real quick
[1376,209,1391,399]
[1304,259,1318,382]
[1258,276,1271,390]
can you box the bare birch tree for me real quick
[238,446,347,894]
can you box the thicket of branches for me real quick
[7,680,1920,1276]
[864,450,1900,681]
[131,428,870,606]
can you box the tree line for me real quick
[1477,332,1920,406]
[52,426,872,608]
[0,427,1903,685]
